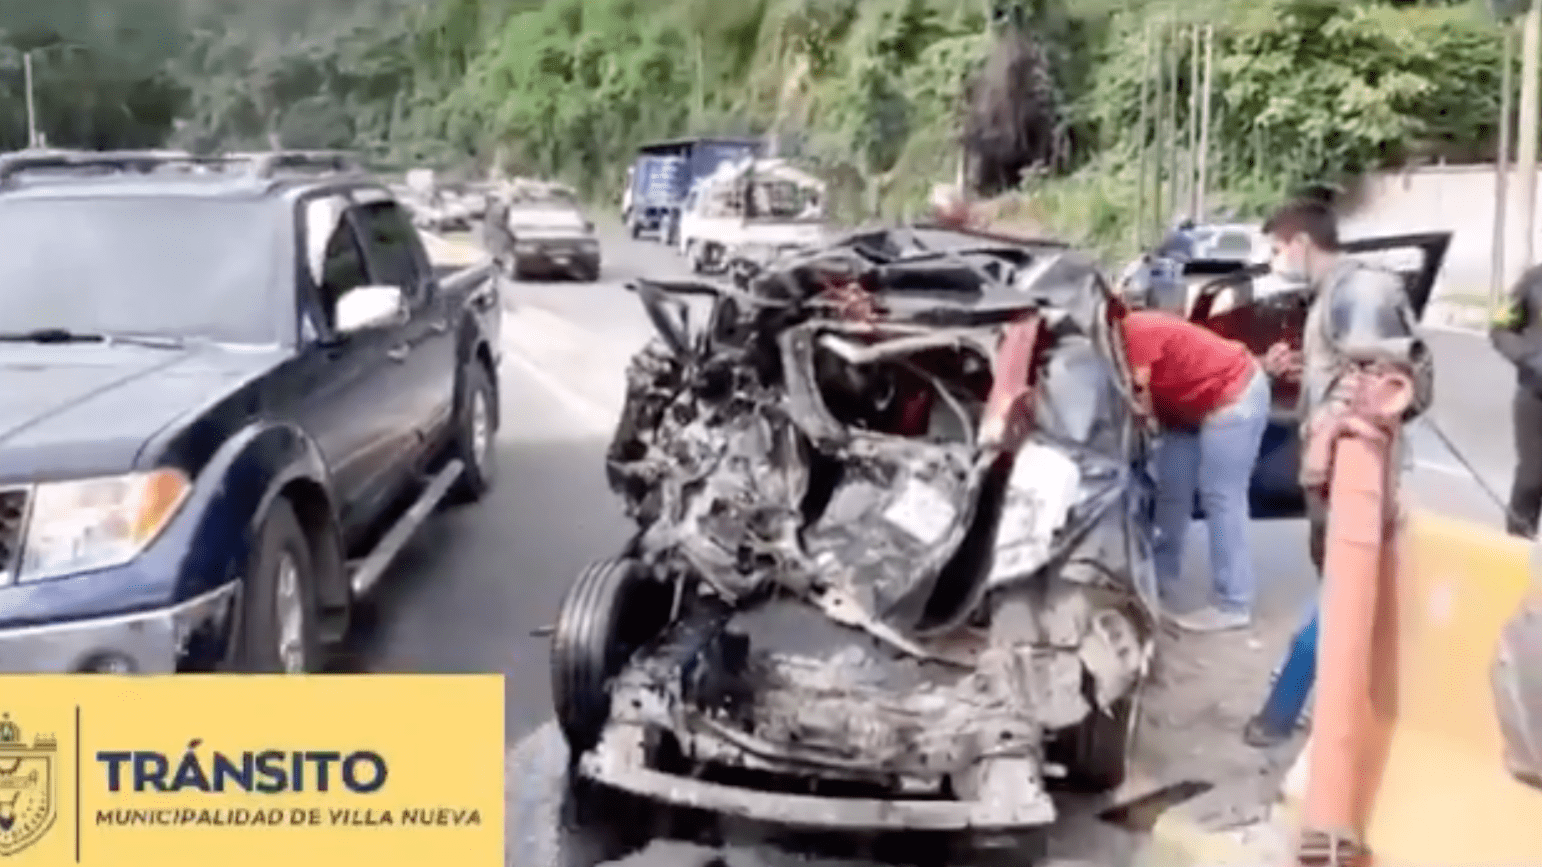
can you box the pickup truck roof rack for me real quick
[0,149,364,186]
[0,149,227,184]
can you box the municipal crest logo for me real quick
[0,714,55,856]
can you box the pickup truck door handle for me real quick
[387,344,410,363]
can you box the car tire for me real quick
[1055,692,1138,793]
[229,499,321,673]
[629,219,642,240]
[578,260,601,282]
[550,558,673,754]
[447,361,497,504]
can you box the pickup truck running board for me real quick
[348,460,464,597]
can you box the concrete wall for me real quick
[1341,163,1534,308]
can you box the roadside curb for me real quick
[1138,809,1292,867]
[1134,741,1306,866]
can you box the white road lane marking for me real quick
[498,343,615,435]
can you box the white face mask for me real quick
[1270,241,1311,285]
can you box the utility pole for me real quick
[1497,23,1518,309]
[1196,25,1215,221]
[1136,21,1153,249]
[23,51,37,149]
[1152,24,1168,243]
[1164,20,1181,230]
[1516,0,1542,274]
[1187,25,1201,220]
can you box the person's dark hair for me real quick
[1262,199,1340,252]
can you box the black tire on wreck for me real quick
[1053,693,1137,793]
[550,558,673,755]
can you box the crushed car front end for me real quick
[554,226,1160,833]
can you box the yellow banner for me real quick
[0,675,503,866]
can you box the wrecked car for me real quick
[550,225,1163,834]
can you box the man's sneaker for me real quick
[1166,606,1251,633]
[1243,714,1294,748]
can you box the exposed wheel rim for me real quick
[275,553,307,673]
[470,387,491,473]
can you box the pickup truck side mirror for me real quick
[335,285,408,336]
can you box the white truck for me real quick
[675,158,827,274]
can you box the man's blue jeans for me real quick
[1152,367,1271,613]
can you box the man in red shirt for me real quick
[1121,307,1271,632]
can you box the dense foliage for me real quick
[0,0,1510,250]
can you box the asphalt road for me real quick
[348,224,1519,866]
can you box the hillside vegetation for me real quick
[0,0,1510,254]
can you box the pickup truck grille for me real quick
[0,488,28,582]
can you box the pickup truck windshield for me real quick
[0,197,282,344]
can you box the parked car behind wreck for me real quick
[551,225,1162,838]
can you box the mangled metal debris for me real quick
[552,224,1161,834]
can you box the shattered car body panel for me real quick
[583,226,1159,831]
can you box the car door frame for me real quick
[1187,231,1453,520]
[287,188,411,542]
[347,189,458,466]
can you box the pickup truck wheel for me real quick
[231,500,320,673]
[551,558,673,754]
[448,362,497,503]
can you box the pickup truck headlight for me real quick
[16,469,191,582]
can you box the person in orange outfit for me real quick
[1119,306,1271,632]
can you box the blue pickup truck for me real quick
[0,150,503,674]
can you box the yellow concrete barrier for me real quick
[1289,510,1542,866]
[1146,511,1542,867]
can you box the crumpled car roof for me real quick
[724,224,1108,333]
